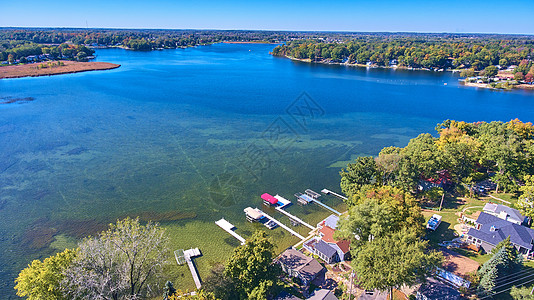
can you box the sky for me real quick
[2,0,534,34]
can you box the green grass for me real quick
[421,194,521,265]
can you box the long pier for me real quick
[175,248,202,289]
[258,209,305,240]
[275,206,315,230]
[321,188,348,201]
[311,198,341,215]
[215,219,246,245]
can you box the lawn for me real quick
[422,192,518,265]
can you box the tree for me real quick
[201,264,240,300]
[352,229,442,296]
[483,65,498,78]
[62,217,169,299]
[14,248,77,300]
[375,147,402,186]
[510,285,534,300]
[518,175,534,218]
[163,281,177,299]
[460,68,475,77]
[8,53,14,64]
[336,195,423,250]
[340,156,379,204]
[478,240,522,295]
[515,72,525,81]
[223,231,280,299]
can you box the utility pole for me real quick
[439,191,445,211]
[348,269,354,300]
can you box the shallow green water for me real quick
[0,43,533,297]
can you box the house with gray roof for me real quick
[483,203,529,226]
[466,212,534,255]
[303,238,339,264]
[277,248,326,286]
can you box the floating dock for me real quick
[257,209,305,240]
[275,206,314,230]
[321,188,348,201]
[215,218,246,245]
[175,248,202,289]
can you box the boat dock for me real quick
[274,194,291,208]
[258,209,305,240]
[215,218,246,245]
[311,198,341,215]
[174,248,202,289]
[321,188,348,201]
[275,206,314,230]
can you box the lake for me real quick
[0,43,533,297]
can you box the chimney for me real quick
[499,211,508,220]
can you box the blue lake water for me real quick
[0,43,533,297]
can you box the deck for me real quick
[215,218,246,245]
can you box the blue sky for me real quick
[2,0,534,34]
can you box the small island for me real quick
[0,60,120,79]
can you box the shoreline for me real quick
[222,41,278,44]
[280,55,534,91]
[460,80,534,91]
[277,54,449,72]
[0,61,121,79]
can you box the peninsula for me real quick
[0,61,120,79]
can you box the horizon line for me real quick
[1,26,534,36]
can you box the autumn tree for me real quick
[14,249,77,300]
[62,217,169,299]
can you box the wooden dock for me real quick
[321,188,348,201]
[175,248,202,289]
[275,206,315,230]
[215,218,246,245]
[257,209,305,240]
[311,198,341,215]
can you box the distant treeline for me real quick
[0,42,94,62]
[2,28,534,70]
[0,28,297,54]
[271,37,534,70]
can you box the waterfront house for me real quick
[304,238,339,264]
[466,212,534,255]
[318,225,351,261]
[317,214,340,229]
[482,203,529,226]
[306,215,351,263]
[276,248,326,286]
